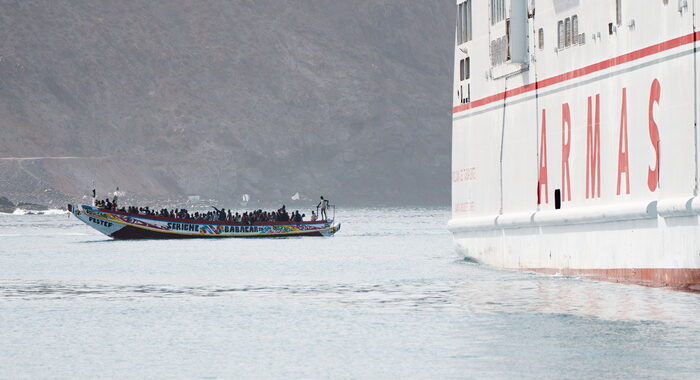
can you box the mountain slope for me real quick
[0,0,454,206]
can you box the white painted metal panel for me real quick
[450,0,700,283]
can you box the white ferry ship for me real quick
[448,0,700,289]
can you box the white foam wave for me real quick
[5,208,69,216]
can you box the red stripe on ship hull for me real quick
[453,31,700,114]
[110,225,325,239]
[520,267,700,291]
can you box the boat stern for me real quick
[322,222,341,236]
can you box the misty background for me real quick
[0,0,453,207]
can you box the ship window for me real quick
[616,0,622,26]
[564,17,571,47]
[505,18,511,61]
[572,15,578,44]
[457,0,472,45]
[491,0,505,25]
[538,28,544,50]
[459,58,470,81]
[557,20,564,49]
[464,57,470,80]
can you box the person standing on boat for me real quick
[112,187,119,208]
[317,196,329,220]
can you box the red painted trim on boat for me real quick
[521,267,700,290]
[453,31,700,114]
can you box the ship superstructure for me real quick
[449,0,700,288]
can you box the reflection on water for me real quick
[2,269,698,324]
[1,209,699,379]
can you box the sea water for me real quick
[1,208,699,379]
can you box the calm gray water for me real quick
[1,208,699,379]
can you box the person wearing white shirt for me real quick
[317,196,329,220]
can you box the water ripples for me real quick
[3,276,698,324]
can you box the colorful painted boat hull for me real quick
[68,205,340,239]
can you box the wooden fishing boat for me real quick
[67,204,340,239]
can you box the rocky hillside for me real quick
[0,0,454,206]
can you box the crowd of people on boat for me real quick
[94,198,327,224]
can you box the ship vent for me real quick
[488,0,529,78]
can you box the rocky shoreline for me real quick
[0,196,49,214]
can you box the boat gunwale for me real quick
[85,206,331,226]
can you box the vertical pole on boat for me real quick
[91,181,96,206]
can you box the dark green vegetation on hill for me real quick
[0,0,453,206]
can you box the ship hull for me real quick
[450,1,700,289]
[521,268,700,290]
[69,205,340,239]
[451,214,700,290]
